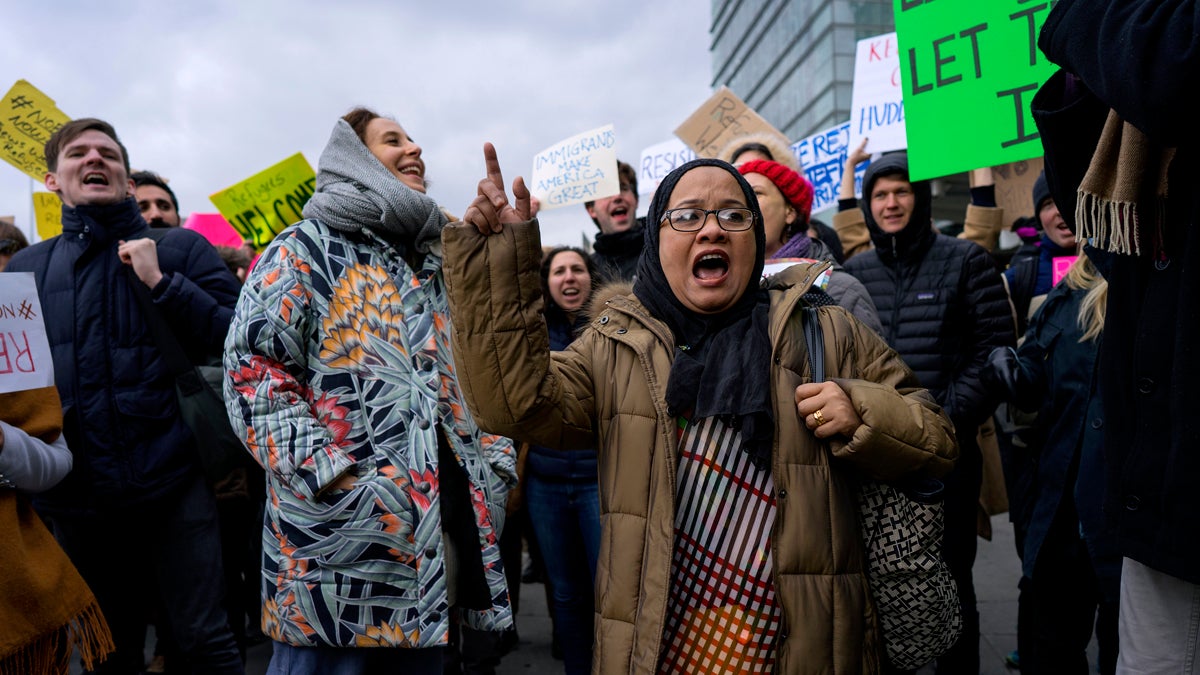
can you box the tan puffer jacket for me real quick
[442,219,958,675]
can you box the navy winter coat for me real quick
[1036,0,1200,583]
[842,155,1014,430]
[993,282,1120,598]
[6,198,240,514]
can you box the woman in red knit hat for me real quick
[740,159,883,335]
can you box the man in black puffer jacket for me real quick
[841,152,1015,675]
[6,118,243,674]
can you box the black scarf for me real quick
[632,159,774,469]
[592,225,645,257]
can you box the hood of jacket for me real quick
[860,152,936,264]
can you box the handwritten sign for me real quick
[895,0,1058,180]
[209,153,316,248]
[530,125,619,210]
[1052,255,1078,286]
[674,86,788,159]
[791,122,870,212]
[638,138,696,198]
[993,156,1044,222]
[32,192,62,240]
[0,80,71,182]
[849,32,907,154]
[0,272,54,394]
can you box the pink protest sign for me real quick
[184,212,245,248]
[1052,255,1078,286]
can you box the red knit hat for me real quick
[738,159,814,220]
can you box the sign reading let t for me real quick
[895,0,1057,180]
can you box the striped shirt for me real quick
[659,416,781,673]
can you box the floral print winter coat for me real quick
[224,218,516,649]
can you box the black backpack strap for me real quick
[800,306,825,383]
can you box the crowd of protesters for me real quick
[2,1,1196,674]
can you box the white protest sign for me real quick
[791,121,870,211]
[849,32,907,154]
[530,124,620,210]
[0,272,55,394]
[637,138,696,198]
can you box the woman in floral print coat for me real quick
[223,108,517,675]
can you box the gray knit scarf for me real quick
[302,118,448,254]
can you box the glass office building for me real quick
[709,0,973,225]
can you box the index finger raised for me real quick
[482,142,506,200]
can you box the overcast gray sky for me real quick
[0,0,712,248]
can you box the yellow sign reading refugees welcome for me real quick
[209,153,316,248]
[0,80,71,182]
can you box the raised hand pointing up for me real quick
[463,142,532,235]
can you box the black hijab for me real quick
[632,158,774,469]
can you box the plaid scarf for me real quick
[1076,110,1176,256]
[0,387,113,674]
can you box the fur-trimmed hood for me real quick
[586,281,634,321]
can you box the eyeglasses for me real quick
[660,208,755,232]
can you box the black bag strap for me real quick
[799,303,945,503]
[800,306,824,383]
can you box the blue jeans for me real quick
[50,473,243,674]
[266,642,444,675]
[525,475,601,675]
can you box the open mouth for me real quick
[83,172,109,186]
[692,251,730,282]
[611,205,629,220]
[560,287,580,297]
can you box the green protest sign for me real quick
[894,0,1058,180]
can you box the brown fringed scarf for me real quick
[0,386,114,674]
[1076,110,1176,256]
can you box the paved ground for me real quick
[90,514,1101,673]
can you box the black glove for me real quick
[983,346,1021,403]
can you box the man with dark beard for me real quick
[133,170,181,228]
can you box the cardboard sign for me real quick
[895,0,1058,180]
[638,138,696,198]
[849,33,907,154]
[209,153,316,248]
[0,272,54,394]
[993,156,1044,222]
[792,121,870,212]
[32,192,62,240]
[1052,255,1078,286]
[674,86,788,159]
[184,212,245,248]
[530,125,620,210]
[0,80,71,182]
